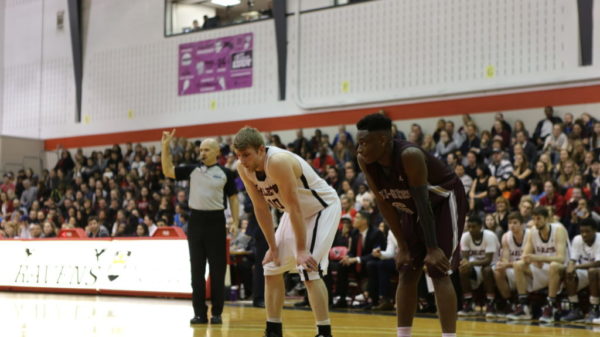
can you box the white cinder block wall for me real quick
[2,0,599,149]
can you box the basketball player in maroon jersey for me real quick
[356,113,467,337]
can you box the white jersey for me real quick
[460,229,500,263]
[246,146,339,217]
[571,233,600,265]
[503,229,529,263]
[530,222,569,263]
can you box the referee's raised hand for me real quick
[162,128,176,147]
[160,129,177,179]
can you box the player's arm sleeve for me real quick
[402,147,438,248]
[174,165,195,181]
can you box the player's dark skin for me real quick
[565,225,600,297]
[357,129,457,334]
[459,222,495,298]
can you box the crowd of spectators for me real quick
[0,106,599,315]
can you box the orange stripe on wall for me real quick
[44,84,600,150]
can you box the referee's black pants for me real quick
[188,210,226,317]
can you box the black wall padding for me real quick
[273,0,287,100]
[68,0,83,122]
[578,0,593,66]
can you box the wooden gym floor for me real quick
[0,292,598,337]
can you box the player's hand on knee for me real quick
[495,261,508,271]
[263,247,280,266]
[395,246,412,270]
[459,260,471,273]
[297,250,318,272]
[424,247,451,275]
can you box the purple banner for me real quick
[178,33,253,96]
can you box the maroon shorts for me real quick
[399,180,467,278]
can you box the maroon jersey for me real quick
[365,139,457,216]
[365,139,467,278]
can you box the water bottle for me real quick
[230,285,239,301]
[240,284,245,300]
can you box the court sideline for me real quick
[0,292,598,337]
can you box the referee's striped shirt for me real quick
[175,164,237,211]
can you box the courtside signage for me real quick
[0,239,193,294]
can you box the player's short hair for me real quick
[467,213,482,226]
[580,218,598,231]
[532,206,550,218]
[87,216,98,224]
[507,211,523,223]
[356,113,392,132]
[233,126,264,151]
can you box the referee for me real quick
[161,129,239,325]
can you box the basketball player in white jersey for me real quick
[457,214,500,317]
[507,207,569,322]
[561,218,600,322]
[493,212,529,317]
[233,127,341,337]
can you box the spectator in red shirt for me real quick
[312,144,336,175]
[136,186,152,216]
[491,120,511,149]
[339,195,357,230]
[539,180,566,219]
[0,173,15,193]
[0,191,14,216]
[564,174,592,201]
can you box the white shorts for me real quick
[528,263,550,292]
[505,267,516,291]
[576,269,590,291]
[263,199,341,281]
[470,266,484,289]
[491,265,517,291]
